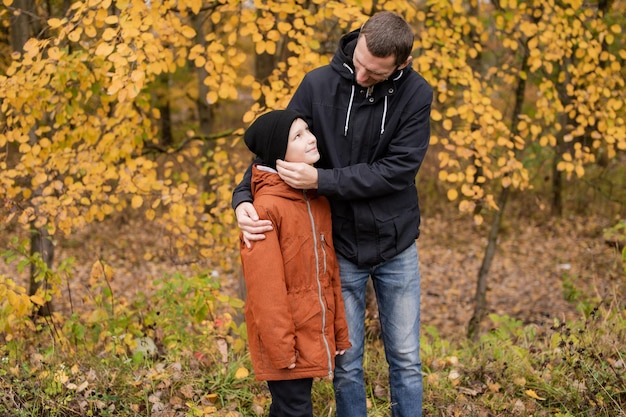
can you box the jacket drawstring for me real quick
[380,70,403,135]
[343,63,355,137]
[343,65,404,137]
[380,96,388,135]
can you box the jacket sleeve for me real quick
[289,73,433,201]
[240,206,297,369]
[231,158,262,211]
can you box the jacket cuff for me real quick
[317,168,333,195]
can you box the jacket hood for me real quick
[329,29,414,137]
[330,29,413,90]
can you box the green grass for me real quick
[0,245,624,417]
[2,299,624,417]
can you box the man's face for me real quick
[353,36,402,88]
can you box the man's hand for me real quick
[235,202,273,248]
[276,160,319,190]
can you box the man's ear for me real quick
[398,55,412,70]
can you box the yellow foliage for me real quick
[0,0,623,283]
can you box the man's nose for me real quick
[355,68,368,84]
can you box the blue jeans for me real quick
[334,242,422,417]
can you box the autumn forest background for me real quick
[1,0,625,416]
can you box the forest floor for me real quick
[10,210,621,341]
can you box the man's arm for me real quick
[316,99,431,200]
[278,98,431,199]
[232,161,273,247]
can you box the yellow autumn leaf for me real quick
[102,27,118,42]
[265,40,277,55]
[47,18,65,29]
[32,172,48,187]
[234,367,249,379]
[8,291,29,317]
[95,42,115,57]
[277,21,292,32]
[255,41,266,55]
[131,195,143,209]
[30,294,46,306]
[525,389,545,400]
[575,164,585,178]
[103,263,114,281]
[105,15,119,25]
[107,78,124,95]
[205,393,219,403]
[181,26,196,39]
[447,189,458,201]
[206,91,218,104]
[211,11,221,24]
[68,28,82,42]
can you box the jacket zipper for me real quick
[304,191,333,376]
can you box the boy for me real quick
[239,109,351,417]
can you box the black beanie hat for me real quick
[244,110,302,170]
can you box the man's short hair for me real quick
[359,11,414,66]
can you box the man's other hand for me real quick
[235,202,273,248]
[276,160,319,190]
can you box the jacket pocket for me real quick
[368,189,419,258]
[289,292,325,368]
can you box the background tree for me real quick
[0,0,624,337]
[412,0,625,339]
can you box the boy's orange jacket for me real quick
[240,165,351,381]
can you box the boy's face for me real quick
[284,118,320,165]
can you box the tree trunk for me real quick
[551,162,563,217]
[158,74,173,148]
[467,3,533,339]
[467,186,509,340]
[9,0,36,53]
[190,13,217,214]
[30,226,55,316]
[11,0,56,315]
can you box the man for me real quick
[233,11,432,417]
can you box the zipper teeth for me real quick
[304,191,333,374]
